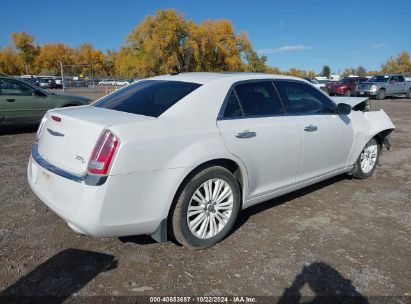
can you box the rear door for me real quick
[217,81,301,199]
[274,80,354,182]
[0,78,51,124]
[396,75,407,94]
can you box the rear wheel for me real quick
[170,166,241,249]
[376,89,386,100]
[352,137,381,179]
[345,89,352,97]
[406,89,411,99]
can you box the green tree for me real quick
[342,68,356,77]
[356,65,367,77]
[241,50,267,73]
[321,65,331,77]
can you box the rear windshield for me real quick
[93,80,201,117]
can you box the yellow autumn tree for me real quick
[0,46,24,75]
[35,43,74,75]
[381,51,411,74]
[190,19,251,72]
[73,43,107,76]
[117,10,263,77]
[11,32,40,74]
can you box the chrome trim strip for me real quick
[31,144,107,186]
[32,144,84,183]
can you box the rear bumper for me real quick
[28,147,186,238]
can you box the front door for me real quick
[217,81,301,199]
[274,80,354,182]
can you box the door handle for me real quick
[304,125,318,132]
[235,130,256,138]
[6,99,15,102]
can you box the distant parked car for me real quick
[0,76,91,125]
[114,80,130,86]
[22,77,41,88]
[327,77,368,96]
[38,78,57,89]
[54,77,63,89]
[98,79,116,86]
[304,78,326,91]
[356,74,411,99]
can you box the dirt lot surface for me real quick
[0,98,410,302]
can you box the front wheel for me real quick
[345,89,352,97]
[352,138,381,179]
[376,89,386,100]
[170,166,241,249]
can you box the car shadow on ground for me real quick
[119,234,158,245]
[0,248,117,303]
[278,261,369,304]
[234,174,349,233]
[0,125,38,136]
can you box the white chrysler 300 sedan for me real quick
[28,73,395,249]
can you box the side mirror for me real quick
[337,103,351,115]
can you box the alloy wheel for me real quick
[187,178,234,239]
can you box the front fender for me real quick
[346,109,395,166]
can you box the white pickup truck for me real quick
[356,74,411,100]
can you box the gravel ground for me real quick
[0,98,410,302]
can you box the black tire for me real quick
[352,137,381,179]
[376,89,386,100]
[406,89,411,99]
[345,89,352,97]
[170,166,241,249]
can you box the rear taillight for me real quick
[34,115,48,144]
[87,130,119,175]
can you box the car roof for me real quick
[148,72,302,85]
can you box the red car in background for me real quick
[326,77,368,96]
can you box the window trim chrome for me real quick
[31,144,107,186]
[217,78,339,121]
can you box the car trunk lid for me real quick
[36,106,154,175]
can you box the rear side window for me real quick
[234,81,284,117]
[93,80,201,117]
[223,91,243,118]
[275,80,335,114]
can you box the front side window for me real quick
[93,80,202,117]
[233,81,284,117]
[274,80,335,114]
[0,79,35,96]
